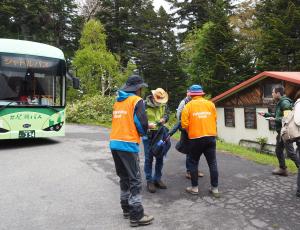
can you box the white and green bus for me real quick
[0,39,79,140]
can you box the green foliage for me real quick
[72,19,121,96]
[67,95,115,125]
[256,136,268,146]
[180,0,253,97]
[256,136,268,153]
[255,0,300,71]
[0,0,83,58]
[131,4,186,109]
[89,1,185,109]
[165,0,211,41]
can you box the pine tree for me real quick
[255,0,300,71]
[181,0,246,97]
[166,0,217,40]
[0,0,83,58]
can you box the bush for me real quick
[67,94,115,125]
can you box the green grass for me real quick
[216,140,298,173]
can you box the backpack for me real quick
[149,126,171,158]
[281,99,300,143]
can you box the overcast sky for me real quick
[153,0,172,12]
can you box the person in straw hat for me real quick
[143,88,170,193]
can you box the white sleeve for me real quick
[294,99,300,125]
[176,100,186,120]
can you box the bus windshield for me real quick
[0,53,66,107]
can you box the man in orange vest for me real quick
[110,75,154,227]
[181,84,220,198]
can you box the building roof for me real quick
[0,39,65,60]
[212,71,300,103]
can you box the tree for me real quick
[166,0,216,40]
[156,7,187,108]
[82,1,185,108]
[229,0,258,78]
[72,19,120,96]
[255,0,300,71]
[181,0,247,97]
[0,0,83,58]
[129,4,186,108]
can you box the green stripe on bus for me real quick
[0,107,64,116]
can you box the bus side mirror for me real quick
[72,77,80,89]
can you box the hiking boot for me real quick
[154,180,167,189]
[186,186,199,195]
[209,187,220,198]
[130,214,154,227]
[272,168,288,176]
[147,182,156,193]
[123,211,130,219]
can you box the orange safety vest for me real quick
[181,96,217,139]
[110,95,142,144]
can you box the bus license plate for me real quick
[19,130,35,139]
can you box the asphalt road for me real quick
[0,124,300,230]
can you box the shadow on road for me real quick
[0,138,60,150]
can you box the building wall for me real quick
[216,107,277,145]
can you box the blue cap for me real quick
[187,84,205,96]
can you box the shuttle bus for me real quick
[0,39,78,140]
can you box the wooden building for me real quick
[211,72,300,151]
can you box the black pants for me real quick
[188,136,218,187]
[111,150,144,221]
[275,134,300,169]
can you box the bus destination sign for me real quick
[1,56,57,69]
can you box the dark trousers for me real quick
[188,136,218,187]
[275,133,300,169]
[186,154,199,172]
[111,150,144,221]
[143,137,164,182]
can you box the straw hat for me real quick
[151,88,168,104]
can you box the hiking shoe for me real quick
[147,182,156,193]
[123,211,130,219]
[130,214,154,227]
[154,180,167,189]
[209,187,220,198]
[198,171,204,177]
[185,172,191,179]
[186,186,199,195]
[272,168,288,176]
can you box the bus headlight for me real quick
[43,122,64,132]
